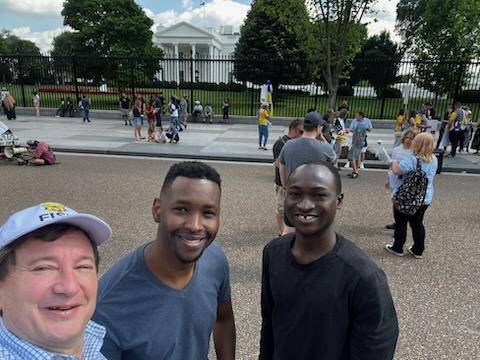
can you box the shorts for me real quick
[121,108,129,117]
[132,117,142,126]
[274,184,285,215]
[348,146,362,161]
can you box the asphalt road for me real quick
[1,153,479,359]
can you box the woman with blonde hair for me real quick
[385,132,438,259]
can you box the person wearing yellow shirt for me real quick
[393,109,406,147]
[258,103,270,150]
[448,101,466,157]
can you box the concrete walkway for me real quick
[3,114,480,173]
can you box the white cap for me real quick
[0,202,112,248]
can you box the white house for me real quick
[154,21,240,84]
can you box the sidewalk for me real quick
[3,114,480,173]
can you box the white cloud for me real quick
[146,0,250,34]
[11,26,66,53]
[181,0,193,10]
[364,0,401,42]
[2,0,63,16]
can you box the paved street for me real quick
[4,114,480,173]
[1,154,479,359]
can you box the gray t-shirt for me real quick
[93,241,231,360]
[278,137,336,179]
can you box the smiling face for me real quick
[0,230,98,355]
[285,164,343,238]
[153,177,220,265]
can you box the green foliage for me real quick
[308,0,372,107]
[349,31,402,98]
[58,0,163,85]
[234,0,312,87]
[397,0,480,95]
[0,30,41,55]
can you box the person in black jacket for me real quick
[260,161,398,360]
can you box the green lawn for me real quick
[2,83,479,120]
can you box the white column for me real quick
[209,44,214,83]
[174,43,179,85]
[191,43,196,83]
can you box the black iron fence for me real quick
[0,54,479,120]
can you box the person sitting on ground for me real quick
[204,104,213,124]
[55,98,67,117]
[26,139,56,166]
[166,122,179,143]
[0,202,111,359]
[65,97,74,117]
[153,126,167,143]
[193,100,204,122]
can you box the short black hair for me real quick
[161,161,221,193]
[288,161,342,195]
[357,111,365,118]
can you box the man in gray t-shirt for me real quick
[93,162,236,360]
[278,111,336,186]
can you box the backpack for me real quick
[392,157,428,215]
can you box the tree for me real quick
[396,0,480,96]
[51,32,80,56]
[308,0,374,108]
[350,31,402,98]
[234,0,312,91]
[59,0,163,86]
[0,30,41,55]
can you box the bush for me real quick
[337,85,354,96]
[382,87,402,98]
[457,90,480,103]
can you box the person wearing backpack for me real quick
[385,133,438,259]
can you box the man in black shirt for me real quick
[260,161,398,360]
[272,119,303,236]
[119,93,132,126]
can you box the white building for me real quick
[154,21,240,84]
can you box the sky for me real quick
[0,0,400,53]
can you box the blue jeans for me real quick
[258,125,268,147]
[170,115,181,130]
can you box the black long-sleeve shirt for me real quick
[260,234,398,360]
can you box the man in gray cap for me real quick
[277,111,336,231]
[0,202,111,359]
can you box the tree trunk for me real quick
[328,85,337,110]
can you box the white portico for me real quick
[154,21,239,84]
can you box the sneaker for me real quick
[360,162,365,169]
[385,244,404,257]
[407,247,423,259]
[385,223,396,230]
[258,146,263,150]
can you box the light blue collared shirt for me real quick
[0,317,107,359]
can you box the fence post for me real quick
[130,57,135,98]
[190,56,194,113]
[72,56,80,102]
[17,55,27,107]
[452,62,465,104]
[380,91,386,119]
[314,83,319,110]
[250,83,255,116]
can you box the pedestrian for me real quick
[333,108,348,169]
[0,202,111,359]
[393,108,405,148]
[180,95,188,129]
[144,99,156,134]
[93,162,236,359]
[437,105,452,149]
[154,92,165,128]
[204,103,213,124]
[344,111,373,169]
[258,103,270,150]
[131,103,143,141]
[32,90,40,117]
[0,88,7,116]
[471,120,480,154]
[447,101,465,157]
[193,100,204,122]
[152,126,167,143]
[166,122,180,143]
[384,128,417,230]
[25,139,56,166]
[169,96,182,130]
[385,133,438,259]
[2,91,16,120]
[260,161,399,360]
[119,92,132,126]
[337,99,349,112]
[463,107,473,152]
[81,94,91,123]
[222,98,230,122]
[347,112,368,178]
[272,118,303,236]
[55,98,67,117]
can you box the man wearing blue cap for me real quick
[0,202,111,359]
